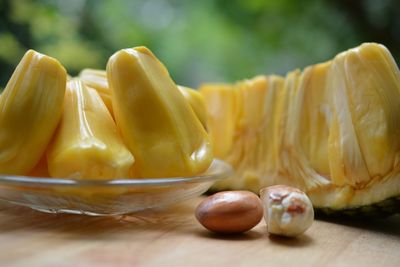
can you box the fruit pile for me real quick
[0,47,213,179]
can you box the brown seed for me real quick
[195,191,263,234]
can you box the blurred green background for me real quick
[0,0,399,88]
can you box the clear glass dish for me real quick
[0,159,232,216]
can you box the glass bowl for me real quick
[0,159,232,216]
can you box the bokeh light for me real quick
[0,0,399,88]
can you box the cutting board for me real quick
[0,197,399,267]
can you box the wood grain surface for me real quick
[0,197,399,267]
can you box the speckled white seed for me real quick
[260,185,314,237]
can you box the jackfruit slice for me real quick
[178,86,208,129]
[79,69,113,115]
[200,83,238,159]
[298,62,331,177]
[0,50,66,175]
[47,79,134,179]
[27,155,49,177]
[79,69,207,129]
[107,46,212,178]
[202,43,400,216]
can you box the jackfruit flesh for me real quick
[79,69,113,115]
[202,43,400,214]
[107,46,212,178]
[28,155,49,177]
[177,85,208,129]
[47,79,134,179]
[0,50,66,175]
[199,83,238,159]
[79,68,207,129]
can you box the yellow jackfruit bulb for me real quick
[28,155,49,177]
[297,62,331,177]
[327,43,400,186]
[178,85,208,129]
[79,69,207,128]
[0,50,66,175]
[199,83,237,159]
[107,46,213,178]
[47,79,134,179]
[79,69,113,115]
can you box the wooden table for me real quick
[0,197,399,267]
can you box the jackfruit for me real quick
[178,85,208,129]
[47,79,134,179]
[202,43,400,216]
[28,155,49,177]
[79,69,207,128]
[79,69,113,115]
[0,50,66,175]
[199,83,238,159]
[107,46,212,178]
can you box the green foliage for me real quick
[0,0,399,88]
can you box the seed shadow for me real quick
[194,228,264,241]
[267,232,314,247]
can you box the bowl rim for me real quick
[0,159,233,187]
